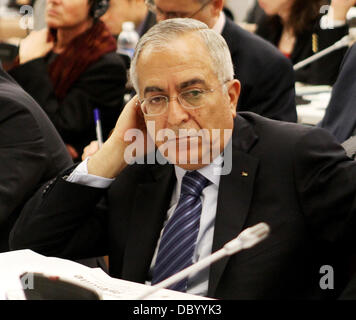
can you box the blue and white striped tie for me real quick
[151,170,210,292]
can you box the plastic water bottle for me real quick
[117,21,139,60]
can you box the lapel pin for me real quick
[241,171,249,177]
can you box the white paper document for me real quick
[0,249,211,300]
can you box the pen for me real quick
[94,108,103,149]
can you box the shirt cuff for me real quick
[320,14,346,29]
[66,158,114,189]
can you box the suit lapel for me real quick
[208,114,260,296]
[121,164,175,283]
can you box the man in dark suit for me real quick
[141,0,297,122]
[10,19,356,299]
[0,65,72,252]
[319,43,356,143]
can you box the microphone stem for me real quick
[294,35,350,71]
[136,245,239,300]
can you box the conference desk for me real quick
[296,84,331,126]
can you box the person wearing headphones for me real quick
[8,0,127,159]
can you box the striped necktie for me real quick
[151,170,210,292]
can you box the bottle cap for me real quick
[122,21,135,31]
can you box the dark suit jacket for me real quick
[319,44,356,143]
[222,18,296,122]
[10,112,356,299]
[256,14,348,85]
[0,67,72,252]
[139,15,297,123]
[8,52,127,156]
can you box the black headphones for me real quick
[90,0,110,19]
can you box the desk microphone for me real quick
[294,17,356,71]
[135,222,270,300]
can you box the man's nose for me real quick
[167,97,189,126]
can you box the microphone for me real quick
[135,222,270,300]
[294,17,356,71]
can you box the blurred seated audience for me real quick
[139,0,297,123]
[8,0,127,159]
[0,64,72,252]
[319,43,356,143]
[254,0,356,85]
[139,0,236,36]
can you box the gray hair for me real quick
[129,18,235,94]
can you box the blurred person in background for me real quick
[101,0,148,37]
[255,0,356,85]
[142,0,297,123]
[0,64,72,252]
[8,0,127,160]
[319,43,356,142]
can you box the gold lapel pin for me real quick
[241,171,249,177]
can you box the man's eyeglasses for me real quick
[139,82,229,116]
[145,0,212,20]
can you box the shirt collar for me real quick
[212,11,226,35]
[174,154,223,187]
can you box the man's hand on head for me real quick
[87,95,151,178]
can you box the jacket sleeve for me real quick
[318,44,356,143]
[293,127,356,247]
[0,98,48,225]
[9,172,109,260]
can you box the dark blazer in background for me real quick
[222,18,297,122]
[139,15,297,123]
[319,44,356,143]
[255,14,348,85]
[10,113,356,299]
[8,52,127,156]
[0,67,72,252]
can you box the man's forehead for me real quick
[137,44,213,75]
[143,78,208,95]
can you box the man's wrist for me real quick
[87,139,128,179]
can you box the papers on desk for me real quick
[295,84,332,126]
[0,249,211,300]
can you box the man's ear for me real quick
[226,79,240,118]
[210,0,224,17]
